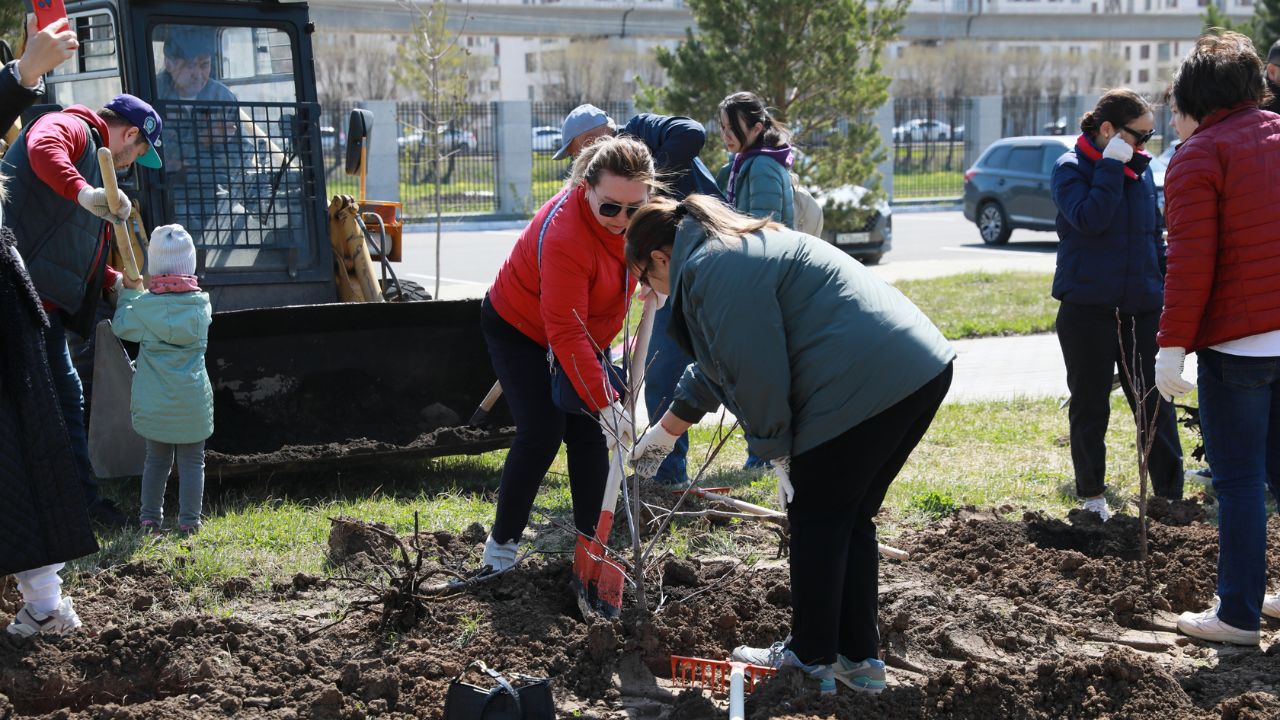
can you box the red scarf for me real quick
[149,274,201,294]
[1075,134,1150,181]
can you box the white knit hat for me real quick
[147,223,196,276]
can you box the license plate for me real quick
[835,232,871,245]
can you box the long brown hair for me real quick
[1079,89,1151,138]
[564,135,657,191]
[625,194,781,267]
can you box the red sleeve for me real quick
[1158,140,1221,349]
[102,264,121,293]
[27,113,92,201]
[540,222,616,412]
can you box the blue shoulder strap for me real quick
[536,190,574,270]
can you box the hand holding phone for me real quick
[18,13,77,86]
[32,0,68,33]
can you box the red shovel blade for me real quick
[572,511,624,619]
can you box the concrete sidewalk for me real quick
[637,332,1196,428]
[948,333,1198,404]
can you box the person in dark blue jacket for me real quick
[554,104,724,486]
[1050,89,1184,521]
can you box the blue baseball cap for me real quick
[553,103,614,160]
[104,94,164,169]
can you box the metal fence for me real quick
[891,96,970,200]
[1001,96,1075,138]
[530,101,633,204]
[319,102,500,221]
[157,99,320,257]
[396,102,499,220]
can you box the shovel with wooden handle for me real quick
[96,147,142,282]
[573,294,658,619]
[86,147,148,478]
[468,380,504,427]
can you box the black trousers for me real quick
[787,363,953,665]
[1056,302,1184,500]
[481,296,608,544]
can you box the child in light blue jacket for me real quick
[112,225,213,535]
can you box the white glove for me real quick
[599,400,634,450]
[1103,135,1133,163]
[630,422,679,478]
[1154,347,1195,402]
[773,456,794,511]
[77,186,131,223]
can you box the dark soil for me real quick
[3,500,1279,719]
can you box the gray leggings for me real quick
[140,439,206,528]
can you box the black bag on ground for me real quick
[443,661,555,720]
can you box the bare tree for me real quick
[541,38,662,105]
[315,36,402,106]
[395,0,474,300]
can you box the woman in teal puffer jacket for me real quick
[112,224,212,535]
[625,196,953,696]
[715,91,795,228]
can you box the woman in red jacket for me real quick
[1159,31,1280,645]
[478,135,655,573]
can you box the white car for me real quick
[892,118,964,143]
[398,125,476,153]
[532,126,562,153]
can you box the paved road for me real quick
[396,210,1062,300]
[396,211,1114,405]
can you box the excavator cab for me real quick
[47,0,510,476]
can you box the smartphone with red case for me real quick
[33,0,68,32]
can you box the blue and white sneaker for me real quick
[834,655,886,694]
[730,641,835,694]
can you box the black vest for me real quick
[2,115,106,327]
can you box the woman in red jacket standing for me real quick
[478,136,656,573]
[1159,31,1280,645]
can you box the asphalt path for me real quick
[396,211,1062,299]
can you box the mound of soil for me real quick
[2,503,1279,719]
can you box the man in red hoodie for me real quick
[1,93,164,528]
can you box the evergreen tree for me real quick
[640,0,910,197]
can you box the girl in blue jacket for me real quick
[1050,89,1183,521]
[113,224,213,535]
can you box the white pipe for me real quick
[728,663,745,720]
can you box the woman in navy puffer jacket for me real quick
[1050,89,1184,522]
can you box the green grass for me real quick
[893,170,963,200]
[895,272,1058,340]
[77,389,1202,597]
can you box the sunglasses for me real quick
[598,200,643,219]
[1121,125,1156,146]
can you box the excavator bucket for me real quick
[89,298,512,477]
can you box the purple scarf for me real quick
[726,145,795,204]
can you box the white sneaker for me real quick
[1082,496,1111,522]
[1185,468,1213,485]
[1263,593,1280,620]
[730,640,836,694]
[1177,606,1260,645]
[5,598,83,638]
[481,535,518,573]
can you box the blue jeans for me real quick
[141,439,206,528]
[644,303,690,485]
[481,297,608,543]
[1198,349,1280,632]
[43,311,98,505]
